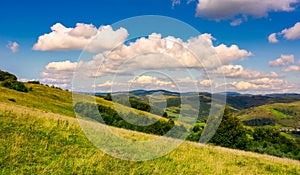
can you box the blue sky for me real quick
[1,0,300,94]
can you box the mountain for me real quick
[265,93,300,98]
[96,90,300,110]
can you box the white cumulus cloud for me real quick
[214,44,253,64]
[268,22,300,43]
[282,65,300,72]
[269,54,294,67]
[40,33,253,92]
[213,65,282,79]
[268,33,279,43]
[281,22,300,40]
[41,60,78,89]
[33,23,128,52]
[227,78,296,93]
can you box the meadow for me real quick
[0,83,300,174]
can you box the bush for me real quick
[2,79,28,92]
[74,102,179,136]
[27,80,40,84]
[104,93,112,101]
[8,98,16,102]
[247,127,300,160]
[0,70,17,81]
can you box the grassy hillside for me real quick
[1,83,300,174]
[0,83,170,122]
[237,101,300,128]
[1,103,300,174]
[0,83,75,117]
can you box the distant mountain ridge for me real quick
[95,89,300,97]
[94,90,300,110]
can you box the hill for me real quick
[0,80,299,173]
[1,97,299,174]
[100,90,300,116]
[237,101,300,128]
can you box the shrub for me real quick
[2,79,28,92]
[27,80,40,84]
[74,102,178,136]
[248,127,300,160]
[104,93,112,101]
[8,98,16,102]
[0,70,17,81]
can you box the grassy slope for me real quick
[1,84,300,174]
[237,101,300,128]
[0,83,75,117]
[1,104,299,174]
[0,83,167,122]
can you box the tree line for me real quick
[187,106,300,160]
[0,70,28,92]
[74,102,186,137]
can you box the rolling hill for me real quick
[0,83,300,174]
[237,101,300,128]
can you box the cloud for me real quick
[199,79,212,86]
[40,33,253,92]
[282,65,300,72]
[41,60,78,89]
[172,0,195,8]
[45,60,78,71]
[213,64,282,79]
[268,54,294,67]
[94,76,213,92]
[172,0,181,8]
[214,44,253,64]
[68,23,98,38]
[281,22,300,40]
[98,33,252,74]
[33,23,128,52]
[268,22,300,43]
[230,81,258,91]
[268,33,279,43]
[196,0,297,23]
[230,18,243,26]
[227,78,296,93]
[6,41,19,53]
[41,58,296,94]
[129,75,173,87]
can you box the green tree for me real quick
[210,106,249,149]
[104,93,112,101]
[0,70,17,81]
[162,112,168,118]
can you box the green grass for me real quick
[0,84,170,123]
[1,83,300,174]
[1,105,299,174]
[0,83,75,117]
[237,102,300,128]
[259,106,293,119]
